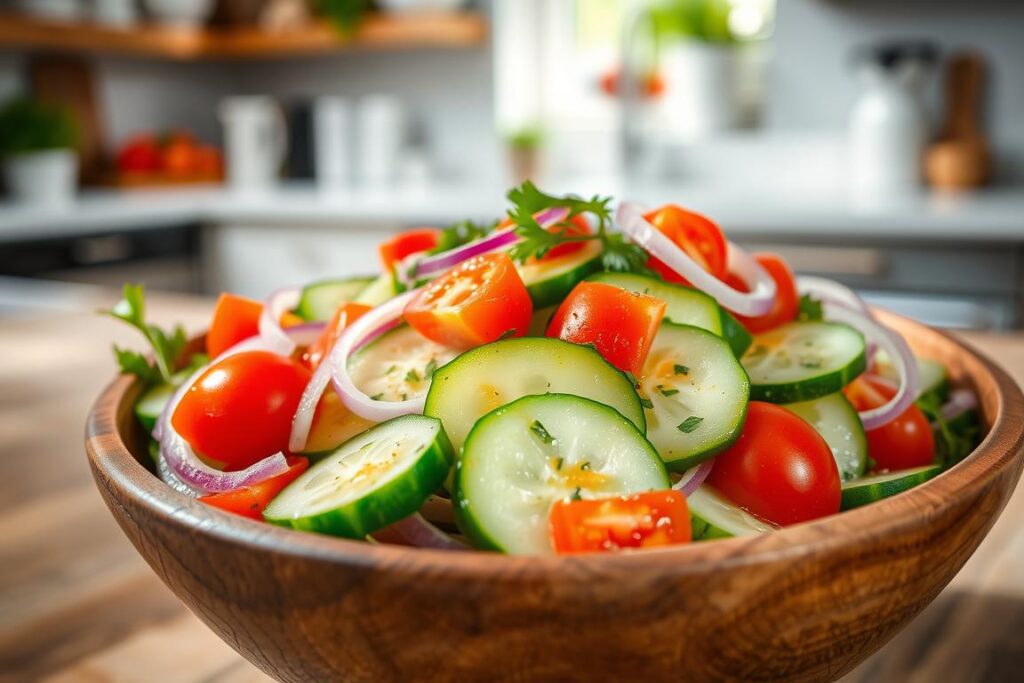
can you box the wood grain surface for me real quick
[2,290,1023,682]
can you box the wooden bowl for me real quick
[85,312,1024,683]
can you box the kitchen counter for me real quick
[0,287,1022,681]
[1,180,1023,244]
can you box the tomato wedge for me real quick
[206,292,262,358]
[404,252,533,349]
[707,402,840,526]
[379,228,440,272]
[199,456,309,521]
[727,253,799,333]
[302,302,372,370]
[644,204,728,285]
[549,490,691,553]
[845,374,935,472]
[546,281,665,375]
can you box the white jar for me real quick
[2,149,78,206]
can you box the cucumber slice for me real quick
[587,272,751,357]
[640,323,749,471]
[295,276,374,321]
[876,352,950,403]
[352,272,397,306]
[527,305,558,337]
[264,415,454,537]
[742,321,867,403]
[688,486,775,540]
[424,337,645,452]
[348,325,459,403]
[784,393,867,481]
[840,465,942,511]
[454,393,669,554]
[135,366,196,431]
[518,240,602,308]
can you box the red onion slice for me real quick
[824,305,920,430]
[371,513,467,550]
[288,351,335,453]
[797,276,872,318]
[672,459,715,497]
[940,388,978,421]
[330,289,427,422]
[260,287,302,356]
[616,202,777,316]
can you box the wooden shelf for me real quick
[0,12,487,60]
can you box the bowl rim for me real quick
[86,311,1024,580]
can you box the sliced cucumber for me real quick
[876,352,950,403]
[784,393,867,481]
[742,321,867,403]
[688,486,775,540]
[424,337,645,452]
[295,276,374,321]
[640,323,749,471]
[135,366,196,431]
[454,394,669,554]
[264,415,454,537]
[840,465,942,511]
[587,272,751,357]
[527,305,558,337]
[348,325,459,403]
[352,272,397,306]
[518,240,602,308]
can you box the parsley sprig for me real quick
[101,283,187,385]
[429,219,496,255]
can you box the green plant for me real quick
[316,0,374,35]
[651,0,737,44]
[504,127,544,151]
[0,97,78,157]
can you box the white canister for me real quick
[660,42,742,138]
[2,149,78,206]
[357,95,405,187]
[219,96,288,193]
[313,96,352,191]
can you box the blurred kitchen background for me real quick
[0,0,1021,329]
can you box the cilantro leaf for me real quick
[101,283,187,384]
[677,416,704,433]
[599,232,651,274]
[506,180,612,223]
[530,419,555,445]
[674,364,690,376]
[917,394,979,468]
[798,294,824,322]
[429,219,496,255]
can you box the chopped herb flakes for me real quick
[530,420,555,445]
[657,385,680,397]
[674,364,690,376]
[639,397,654,410]
[405,368,421,383]
[677,416,704,433]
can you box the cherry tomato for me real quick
[643,204,728,285]
[302,302,372,370]
[546,281,665,375]
[549,491,691,553]
[172,351,311,470]
[379,228,440,272]
[729,253,799,333]
[206,293,262,358]
[845,374,935,472]
[198,456,309,521]
[404,252,533,349]
[499,212,592,262]
[116,134,162,174]
[599,70,665,99]
[707,402,841,526]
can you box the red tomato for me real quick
[117,134,162,174]
[729,253,799,333]
[172,351,311,470]
[844,374,935,472]
[379,228,440,272]
[707,402,841,526]
[198,456,309,521]
[546,281,665,375]
[644,204,728,285]
[499,212,592,262]
[405,252,533,349]
[206,293,263,358]
[303,302,372,370]
[599,70,665,99]
[549,490,691,553]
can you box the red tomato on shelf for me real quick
[549,490,691,553]
[727,253,800,333]
[707,402,841,526]
[172,351,311,470]
[206,292,263,358]
[379,228,441,272]
[404,252,533,349]
[643,204,728,285]
[845,374,936,472]
[116,134,162,174]
[546,281,666,375]
[199,456,309,521]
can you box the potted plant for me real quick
[505,127,544,184]
[0,97,79,205]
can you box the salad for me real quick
[105,183,982,555]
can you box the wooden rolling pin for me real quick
[925,51,991,189]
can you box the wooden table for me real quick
[2,290,1022,683]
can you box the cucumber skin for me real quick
[840,465,941,511]
[690,514,734,541]
[265,418,456,538]
[525,253,602,309]
[295,276,374,321]
[719,309,753,358]
[750,348,867,404]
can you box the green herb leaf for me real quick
[429,219,496,255]
[624,371,640,387]
[371,393,384,401]
[674,364,690,376]
[570,487,583,501]
[424,358,439,378]
[555,456,564,470]
[600,232,652,275]
[640,397,654,410]
[798,294,824,322]
[405,368,421,383]
[386,365,398,374]
[580,461,591,471]
[917,393,979,468]
[677,416,704,433]
[657,385,680,397]
[507,180,612,223]
[101,283,187,384]
[530,419,555,445]
[498,328,519,340]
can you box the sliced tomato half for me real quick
[549,490,691,553]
